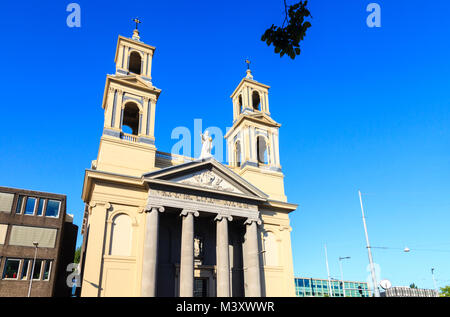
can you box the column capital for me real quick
[148,206,165,213]
[88,201,112,214]
[214,214,233,222]
[245,218,262,226]
[180,209,199,217]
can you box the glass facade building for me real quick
[295,277,372,297]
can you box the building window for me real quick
[43,260,52,281]
[24,197,37,215]
[238,95,243,113]
[45,200,60,218]
[235,141,241,167]
[129,51,142,75]
[257,136,268,164]
[36,199,45,216]
[252,91,261,111]
[3,259,20,279]
[122,102,140,136]
[32,260,42,280]
[15,196,24,214]
[21,259,30,280]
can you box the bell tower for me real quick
[94,24,162,177]
[225,64,287,202]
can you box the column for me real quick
[179,209,199,297]
[141,206,164,297]
[215,214,233,297]
[114,90,124,130]
[244,218,262,297]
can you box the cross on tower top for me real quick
[133,18,142,30]
[245,59,251,70]
[131,18,142,41]
[245,59,253,79]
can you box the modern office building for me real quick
[0,186,78,297]
[295,277,372,297]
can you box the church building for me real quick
[79,26,298,297]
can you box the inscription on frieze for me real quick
[148,189,254,210]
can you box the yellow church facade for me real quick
[78,27,298,297]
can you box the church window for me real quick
[129,51,142,75]
[235,141,241,167]
[122,102,140,135]
[252,91,261,111]
[257,136,268,164]
[238,95,243,113]
[109,214,132,256]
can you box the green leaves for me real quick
[261,1,312,60]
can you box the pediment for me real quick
[102,75,161,109]
[142,158,268,201]
[171,170,244,194]
[247,112,280,126]
[112,75,156,90]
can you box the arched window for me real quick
[252,91,261,111]
[129,51,142,75]
[257,136,268,164]
[238,95,243,113]
[262,231,278,266]
[122,102,140,135]
[235,141,241,167]
[109,214,132,256]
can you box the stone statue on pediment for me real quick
[199,131,213,159]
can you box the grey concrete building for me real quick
[380,287,439,297]
[0,186,78,297]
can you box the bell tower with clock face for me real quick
[225,66,287,202]
[93,26,162,177]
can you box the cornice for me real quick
[81,169,145,202]
[230,77,271,99]
[101,75,161,109]
[114,35,156,63]
[225,114,281,139]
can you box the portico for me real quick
[140,158,267,297]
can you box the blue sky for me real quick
[0,0,449,291]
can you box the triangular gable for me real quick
[247,112,280,126]
[102,75,161,109]
[111,75,156,90]
[171,170,244,194]
[142,158,268,201]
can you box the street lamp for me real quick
[338,256,351,297]
[27,241,39,297]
